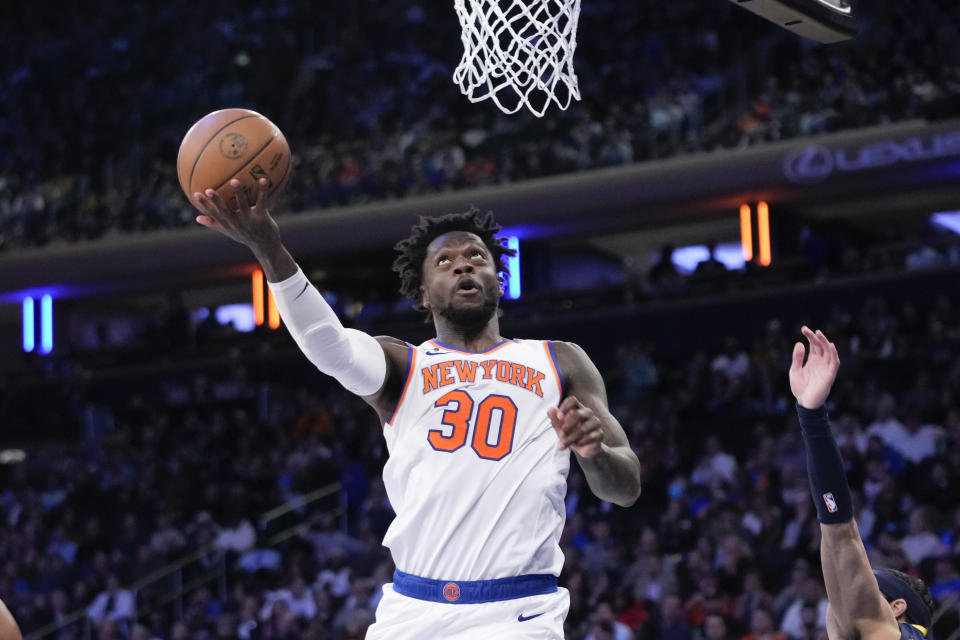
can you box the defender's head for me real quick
[393,208,515,330]
[874,568,933,631]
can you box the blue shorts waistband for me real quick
[392,570,558,604]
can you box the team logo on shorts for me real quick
[220,133,248,159]
[443,583,461,602]
[822,492,838,513]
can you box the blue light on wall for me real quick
[22,297,35,352]
[40,295,53,354]
[932,211,960,234]
[505,236,521,300]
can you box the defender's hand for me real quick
[194,178,280,250]
[548,396,604,458]
[789,326,840,410]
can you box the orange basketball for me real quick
[177,108,291,210]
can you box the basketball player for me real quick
[194,179,642,639]
[789,326,934,639]
[0,599,22,640]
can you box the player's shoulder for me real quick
[546,340,593,366]
[898,623,928,640]
[374,335,408,349]
[544,340,604,389]
[373,336,413,369]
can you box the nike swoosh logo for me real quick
[292,282,310,301]
[424,349,446,356]
[517,613,544,622]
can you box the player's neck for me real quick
[433,316,503,353]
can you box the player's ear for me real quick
[419,284,430,310]
[889,598,908,620]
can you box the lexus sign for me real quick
[783,130,960,184]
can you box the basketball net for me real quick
[453,0,582,117]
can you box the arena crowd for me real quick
[1,0,959,250]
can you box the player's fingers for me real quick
[204,188,233,216]
[194,193,231,226]
[558,396,580,413]
[195,215,228,233]
[554,416,581,447]
[806,329,823,358]
[559,408,585,433]
[253,178,270,210]
[231,179,251,214]
[567,419,604,449]
[547,407,564,429]
[790,341,806,371]
[828,340,840,366]
[562,414,599,445]
[814,329,831,353]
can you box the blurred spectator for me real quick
[741,608,787,640]
[703,612,734,640]
[659,593,693,640]
[86,574,134,627]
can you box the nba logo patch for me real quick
[443,583,461,602]
[822,493,838,513]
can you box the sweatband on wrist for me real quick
[268,267,386,396]
[797,403,853,524]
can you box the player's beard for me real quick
[438,295,499,332]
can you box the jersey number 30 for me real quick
[429,390,517,460]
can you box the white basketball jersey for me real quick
[381,338,569,581]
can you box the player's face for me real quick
[420,231,501,329]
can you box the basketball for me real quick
[177,108,291,209]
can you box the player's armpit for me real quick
[819,520,901,640]
[365,336,417,423]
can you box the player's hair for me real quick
[879,568,935,622]
[392,207,516,311]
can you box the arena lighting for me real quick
[252,270,265,326]
[671,244,747,273]
[267,290,281,329]
[22,297,35,353]
[740,203,773,267]
[931,211,960,235]
[758,202,772,267]
[740,205,754,262]
[40,295,53,354]
[505,236,521,300]
[215,305,257,333]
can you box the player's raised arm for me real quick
[194,179,408,414]
[548,341,642,508]
[789,327,923,640]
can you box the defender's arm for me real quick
[791,328,900,640]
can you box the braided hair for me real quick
[392,207,515,311]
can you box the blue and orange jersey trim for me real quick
[387,343,417,425]
[544,341,564,399]
[429,338,517,355]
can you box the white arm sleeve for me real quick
[268,267,387,396]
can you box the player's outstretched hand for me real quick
[194,178,280,250]
[548,396,604,458]
[789,326,840,410]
